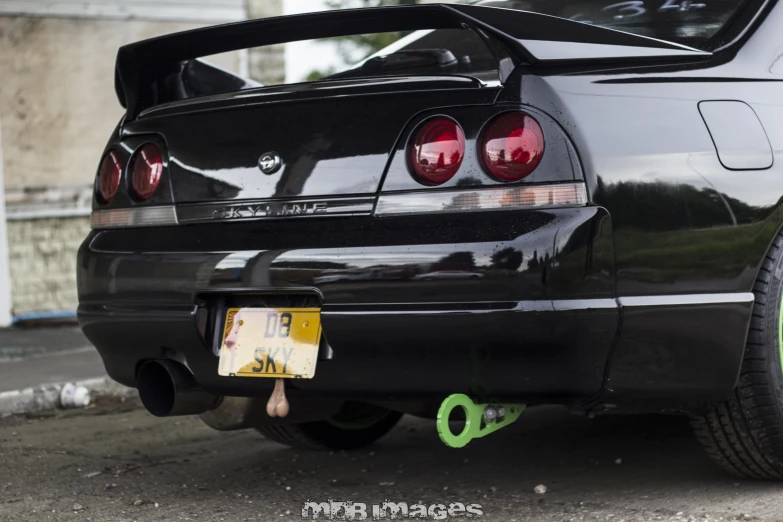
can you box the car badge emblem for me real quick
[258,151,282,174]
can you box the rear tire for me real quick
[692,232,783,479]
[257,402,402,450]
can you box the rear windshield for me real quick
[196,0,756,96]
[279,0,755,86]
[476,0,753,48]
[307,28,500,84]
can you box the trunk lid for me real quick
[122,77,497,206]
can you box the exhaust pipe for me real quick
[137,360,221,417]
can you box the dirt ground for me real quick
[1,398,782,522]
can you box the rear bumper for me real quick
[78,298,619,402]
[77,206,753,412]
[78,207,618,404]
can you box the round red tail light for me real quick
[97,149,122,203]
[408,117,465,186]
[130,143,164,201]
[481,112,545,182]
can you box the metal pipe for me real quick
[137,360,221,417]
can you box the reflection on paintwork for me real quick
[526,69,783,298]
[198,208,614,305]
[299,155,386,194]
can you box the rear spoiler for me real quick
[115,3,711,118]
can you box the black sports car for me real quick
[78,0,783,477]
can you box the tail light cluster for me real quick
[130,144,164,200]
[407,112,545,186]
[96,143,164,203]
[97,149,122,203]
[408,117,466,186]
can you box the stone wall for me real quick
[6,216,90,315]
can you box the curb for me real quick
[0,377,135,417]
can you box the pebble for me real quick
[133,499,144,506]
[72,503,83,511]
[84,471,102,478]
[534,484,548,494]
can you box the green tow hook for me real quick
[436,394,526,448]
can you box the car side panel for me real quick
[514,9,783,411]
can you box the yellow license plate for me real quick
[218,307,322,379]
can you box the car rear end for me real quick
[77,3,710,414]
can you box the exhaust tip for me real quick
[137,360,178,417]
[137,360,219,417]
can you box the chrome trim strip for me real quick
[551,298,618,311]
[618,293,755,308]
[176,196,375,223]
[322,298,618,316]
[374,183,588,216]
[322,293,754,316]
[322,309,514,316]
[90,205,178,229]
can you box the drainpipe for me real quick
[0,118,13,327]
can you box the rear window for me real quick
[280,28,501,85]
[285,0,757,86]
[330,29,501,83]
[477,0,755,48]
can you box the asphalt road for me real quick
[0,348,105,392]
[1,399,782,522]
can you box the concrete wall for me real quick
[247,0,285,85]
[6,216,89,316]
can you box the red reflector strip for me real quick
[374,183,587,216]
